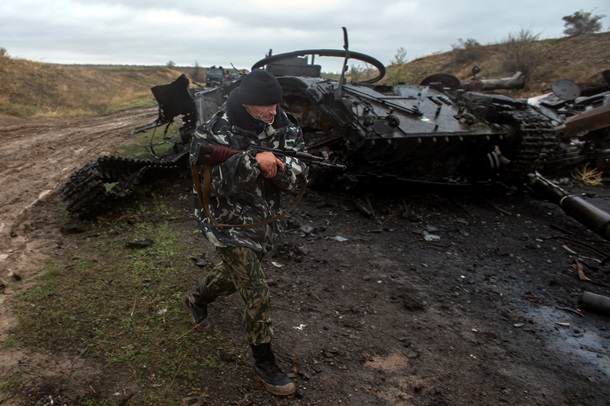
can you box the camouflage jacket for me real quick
[189,89,309,253]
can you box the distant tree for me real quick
[349,64,364,82]
[390,47,408,66]
[363,64,377,79]
[192,60,203,82]
[451,38,482,64]
[0,47,7,57]
[349,63,378,83]
[166,60,176,68]
[562,9,605,36]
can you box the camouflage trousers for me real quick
[202,246,272,346]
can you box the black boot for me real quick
[251,343,295,396]
[182,284,215,332]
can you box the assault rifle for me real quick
[190,141,344,228]
[191,142,346,170]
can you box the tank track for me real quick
[61,152,187,219]
[500,108,559,185]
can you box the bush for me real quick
[451,38,482,64]
[499,29,543,80]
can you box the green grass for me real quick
[0,375,20,393]
[118,124,183,160]
[2,334,16,350]
[9,197,226,404]
[1,60,229,404]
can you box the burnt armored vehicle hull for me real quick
[266,73,558,188]
[61,36,610,240]
[190,50,568,190]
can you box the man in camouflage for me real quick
[183,69,309,396]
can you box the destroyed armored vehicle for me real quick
[61,30,610,238]
[136,49,609,191]
[205,57,608,190]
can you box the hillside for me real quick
[0,60,183,119]
[390,31,610,96]
[0,31,608,119]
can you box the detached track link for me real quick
[61,155,184,219]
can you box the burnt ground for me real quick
[1,107,610,405]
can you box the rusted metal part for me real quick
[527,172,610,241]
[462,71,526,91]
[564,92,610,137]
[421,72,525,92]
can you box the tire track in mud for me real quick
[0,107,157,285]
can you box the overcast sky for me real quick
[1,0,608,73]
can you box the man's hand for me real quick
[255,151,285,178]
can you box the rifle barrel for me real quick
[250,145,345,169]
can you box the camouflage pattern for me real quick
[202,246,272,345]
[189,89,309,253]
[188,88,309,345]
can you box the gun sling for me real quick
[190,164,307,229]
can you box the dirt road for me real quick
[0,108,157,275]
[0,108,158,386]
[1,109,609,405]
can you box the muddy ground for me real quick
[1,108,609,405]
